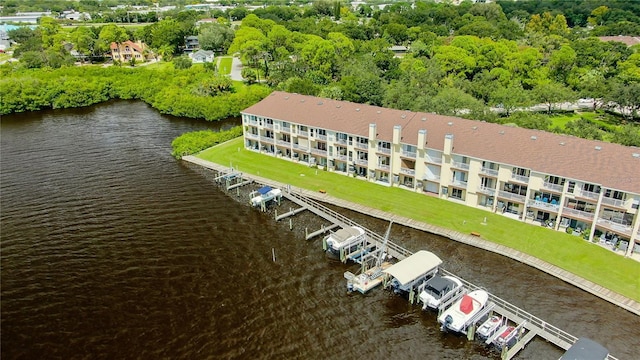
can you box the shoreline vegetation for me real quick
[194,137,640,304]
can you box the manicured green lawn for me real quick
[218,57,232,76]
[198,137,640,302]
[550,112,598,130]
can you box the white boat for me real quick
[324,226,366,259]
[249,186,282,207]
[383,250,442,295]
[493,325,519,350]
[419,275,464,310]
[476,315,503,340]
[438,289,489,333]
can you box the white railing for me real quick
[297,130,309,137]
[335,139,347,145]
[562,207,595,220]
[601,197,626,208]
[310,148,327,156]
[543,182,564,193]
[264,123,274,129]
[336,155,348,161]
[292,144,308,151]
[401,150,417,158]
[377,147,391,154]
[451,161,470,170]
[378,164,390,171]
[498,190,526,203]
[400,168,415,176]
[577,190,599,200]
[246,119,258,125]
[356,159,368,166]
[315,134,327,141]
[245,133,259,140]
[451,179,468,187]
[511,174,530,183]
[259,136,274,142]
[280,127,291,134]
[425,155,442,164]
[597,218,632,234]
[276,140,290,146]
[354,142,368,150]
[477,186,495,196]
[424,173,440,181]
[527,200,560,212]
[480,167,498,177]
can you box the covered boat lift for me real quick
[383,250,442,303]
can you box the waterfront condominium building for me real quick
[241,91,640,257]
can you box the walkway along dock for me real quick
[182,156,629,359]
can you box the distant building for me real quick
[598,36,640,47]
[189,49,215,63]
[184,36,199,52]
[196,18,218,26]
[110,40,151,62]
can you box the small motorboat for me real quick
[419,274,464,310]
[438,289,489,333]
[324,226,366,260]
[476,315,503,340]
[493,325,519,350]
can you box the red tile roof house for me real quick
[241,91,640,257]
[109,40,151,63]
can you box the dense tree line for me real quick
[0,65,271,121]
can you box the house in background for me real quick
[184,35,199,52]
[189,49,214,63]
[110,40,151,62]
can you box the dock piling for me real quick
[289,218,293,230]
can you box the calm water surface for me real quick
[1,101,638,359]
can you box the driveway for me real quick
[230,56,243,81]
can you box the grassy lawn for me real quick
[549,112,598,130]
[198,137,640,302]
[218,57,233,76]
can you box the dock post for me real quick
[289,218,293,230]
[236,186,240,197]
[322,237,327,251]
[467,324,475,341]
[305,227,308,239]
[272,248,276,262]
[274,209,278,220]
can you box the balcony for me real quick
[542,182,564,193]
[576,189,599,201]
[400,167,415,176]
[601,197,626,209]
[400,150,417,159]
[314,134,327,141]
[562,207,595,221]
[259,135,274,142]
[378,164,390,172]
[244,133,259,140]
[377,147,391,155]
[246,119,258,125]
[511,174,530,183]
[425,155,442,164]
[280,127,291,134]
[297,130,309,137]
[292,143,308,151]
[264,123,274,129]
[424,173,441,181]
[498,190,526,203]
[451,161,470,170]
[335,139,347,145]
[276,139,290,146]
[310,148,327,156]
[354,142,368,150]
[480,167,499,177]
[356,158,368,166]
[450,179,468,188]
[597,217,632,236]
[527,200,560,212]
[477,186,495,196]
[336,154,348,161]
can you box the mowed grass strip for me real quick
[218,57,233,76]
[198,137,640,302]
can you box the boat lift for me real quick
[345,221,393,294]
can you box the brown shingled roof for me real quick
[598,36,640,47]
[243,92,640,194]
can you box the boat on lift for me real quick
[324,226,366,260]
[418,274,464,310]
[493,325,519,350]
[476,315,503,341]
[249,186,282,207]
[438,289,489,333]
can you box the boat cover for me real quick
[331,227,363,243]
[425,275,452,293]
[460,294,474,314]
[383,250,442,286]
[560,338,609,360]
[257,186,272,195]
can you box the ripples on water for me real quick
[1,101,638,360]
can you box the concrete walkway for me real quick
[230,56,243,81]
[182,155,640,316]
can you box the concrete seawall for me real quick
[182,155,640,316]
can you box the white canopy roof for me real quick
[383,250,442,286]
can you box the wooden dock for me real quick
[181,157,625,359]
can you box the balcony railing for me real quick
[377,147,391,154]
[543,182,564,193]
[477,186,495,196]
[336,154,348,161]
[264,123,274,129]
[378,164,390,172]
[354,142,368,150]
[356,159,368,166]
[562,207,595,220]
[511,174,530,183]
[527,200,560,212]
[292,143,308,151]
[480,167,499,177]
[601,197,626,208]
[314,134,327,141]
[400,168,415,176]
[281,127,291,133]
[297,130,309,137]
[335,139,347,145]
[451,161,470,170]
[310,148,327,156]
[259,135,274,142]
[450,179,468,187]
[577,189,599,201]
[246,119,258,125]
[597,218,632,235]
[498,190,526,203]
[401,150,417,158]
[245,133,259,140]
[424,173,441,181]
[425,155,442,164]
[276,139,290,146]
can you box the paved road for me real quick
[230,56,243,81]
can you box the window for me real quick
[568,181,575,193]
[545,175,565,185]
[378,141,391,150]
[451,188,463,199]
[583,183,600,193]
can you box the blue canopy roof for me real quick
[257,186,272,195]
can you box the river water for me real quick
[1,101,638,360]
